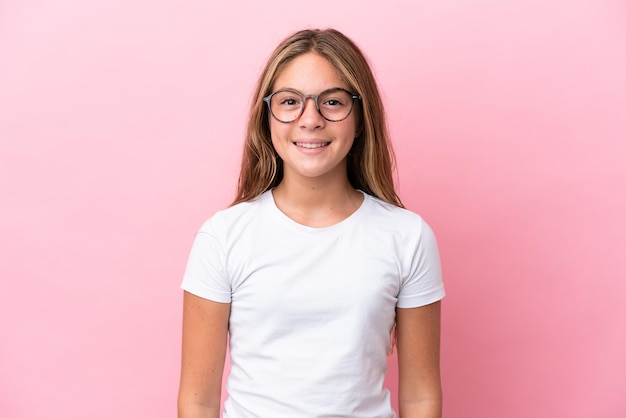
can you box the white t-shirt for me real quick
[182,190,445,417]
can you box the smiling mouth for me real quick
[294,142,330,149]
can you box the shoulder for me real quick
[198,192,269,238]
[363,193,433,236]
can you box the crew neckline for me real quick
[263,189,369,232]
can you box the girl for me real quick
[178,28,445,418]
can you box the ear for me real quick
[354,110,364,138]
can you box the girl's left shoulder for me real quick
[363,193,433,235]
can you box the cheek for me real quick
[269,121,291,157]
[341,117,358,139]
[269,121,285,147]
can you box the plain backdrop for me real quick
[1,0,625,417]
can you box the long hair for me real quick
[232,28,403,208]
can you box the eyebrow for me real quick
[271,86,349,94]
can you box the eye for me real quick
[273,91,302,107]
[281,98,300,106]
[321,97,349,109]
[320,89,351,108]
[324,99,344,106]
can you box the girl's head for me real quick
[233,28,402,207]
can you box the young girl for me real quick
[178,28,445,418]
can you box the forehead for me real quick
[273,52,348,93]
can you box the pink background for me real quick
[1,0,625,417]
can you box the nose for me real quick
[298,95,324,128]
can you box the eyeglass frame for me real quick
[263,88,361,123]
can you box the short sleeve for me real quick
[181,221,232,303]
[396,219,445,308]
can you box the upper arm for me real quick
[178,291,230,416]
[396,301,442,417]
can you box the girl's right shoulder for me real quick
[197,193,267,237]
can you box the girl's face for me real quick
[269,52,358,186]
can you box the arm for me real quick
[178,291,230,418]
[396,301,442,418]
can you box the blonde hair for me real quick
[232,28,402,207]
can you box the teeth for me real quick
[295,142,329,149]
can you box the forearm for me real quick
[398,374,442,417]
[177,400,220,418]
[399,397,442,418]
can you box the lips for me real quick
[294,141,330,149]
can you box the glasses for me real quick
[263,88,361,123]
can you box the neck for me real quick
[272,176,363,228]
